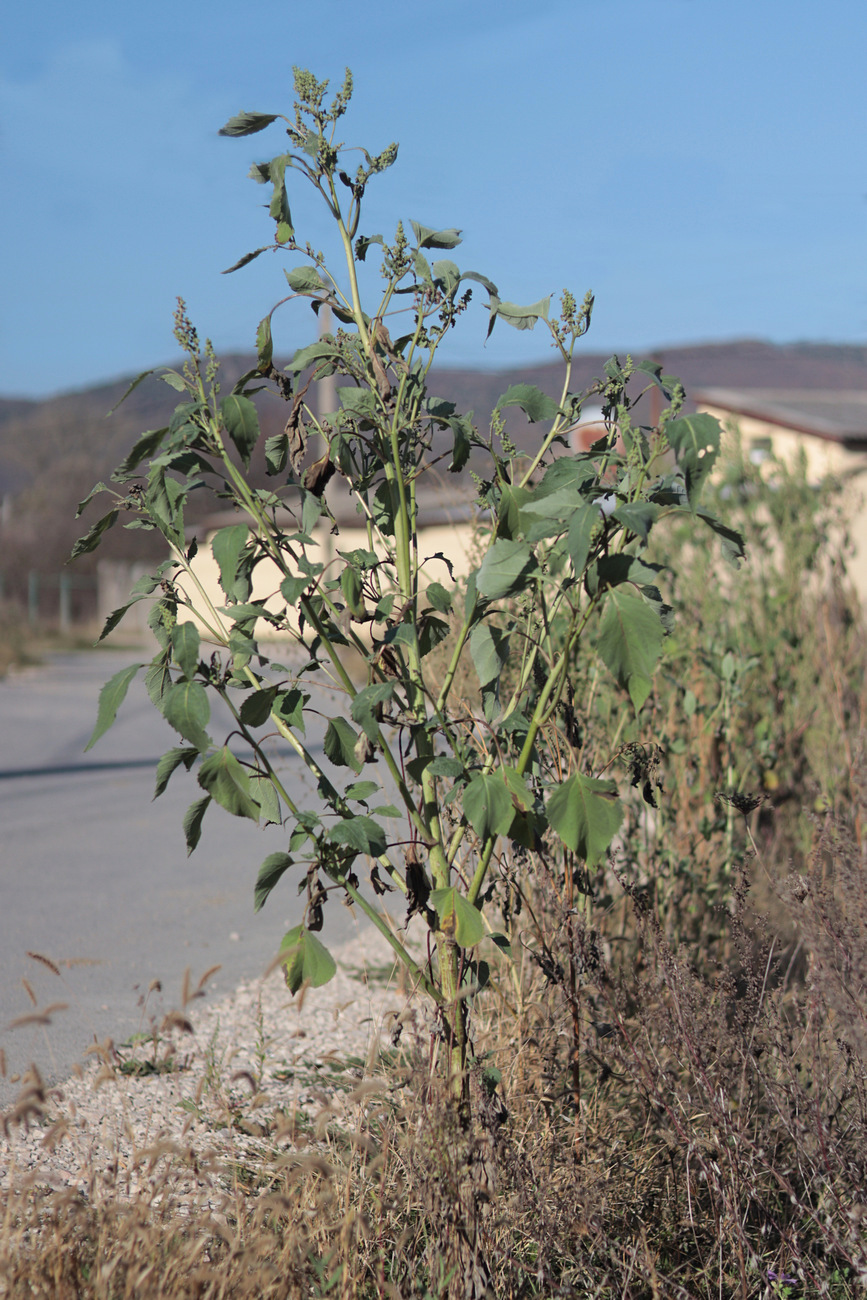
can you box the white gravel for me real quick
[0,921,429,1210]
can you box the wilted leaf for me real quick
[197,746,259,820]
[255,853,294,912]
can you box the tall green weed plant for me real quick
[74,68,739,1095]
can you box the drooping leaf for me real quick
[96,596,146,643]
[222,246,270,274]
[596,589,664,711]
[154,746,198,798]
[279,925,337,994]
[211,525,250,602]
[329,816,388,857]
[489,295,551,336]
[666,413,721,504]
[612,502,660,545]
[447,413,474,473]
[171,621,200,681]
[249,772,281,826]
[183,795,211,854]
[430,888,484,948]
[285,339,341,373]
[567,503,601,575]
[85,662,143,751]
[264,432,288,476]
[220,394,260,468]
[501,766,533,812]
[475,539,537,600]
[218,111,279,137]
[495,384,558,423]
[112,427,169,480]
[254,852,294,912]
[162,681,213,751]
[256,315,273,371]
[463,773,514,840]
[425,582,453,613]
[323,716,363,772]
[273,687,307,731]
[697,510,746,567]
[197,746,259,820]
[70,508,120,560]
[547,771,623,866]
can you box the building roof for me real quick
[694,389,867,445]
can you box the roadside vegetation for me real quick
[3,68,867,1297]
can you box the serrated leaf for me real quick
[220,394,260,469]
[430,888,484,948]
[274,687,307,731]
[463,773,514,840]
[697,510,746,567]
[329,816,388,857]
[96,596,145,643]
[171,621,200,681]
[425,582,453,613]
[428,756,465,778]
[547,771,623,866]
[345,780,380,801]
[612,502,660,545]
[596,589,663,711]
[197,746,259,820]
[567,503,601,575]
[265,432,288,476]
[255,852,293,912]
[475,539,537,600]
[112,427,169,479]
[249,773,280,826]
[183,795,211,854]
[285,339,341,373]
[239,686,278,727]
[85,662,143,751]
[495,383,558,423]
[279,926,337,994]
[218,111,279,137]
[324,716,363,772]
[154,746,198,798]
[162,680,212,751]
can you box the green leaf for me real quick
[285,265,323,293]
[446,413,474,474]
[219,111,279,137]
[567,503,601,575]
[350,683,393,740]
[211,525,250,602]
[463,773,514,840]
[222,246,270,274]
[502,766,533,812]
[428,756,465,778]
[70,507,119,560]
[324,716,363,772]
[249,773,280,826]
[430,888,484,948]
[280,575,309,604]
[96,596,146,643]
[596,589,664,711]
[470,622,509,689]
[274,687,307,731]
[547,771,623,866]
[256,315,273,370]
[264,432,288,476]
[85,662,143,751]
[355,233,385,261]
[345,780,379,801]
[162,680,213,751]
[197,746,260,820]
[239,686,278,727]
[183,795,211,854]
[112,427,169,480]
[279,926,337,995]
[171,621,200,681]
[329,816,388,857]
[154,746,198,798]
[425,582,453,613]
[490,295,551,335]
[697,510,746,567]
[220,394,260,469]
[255,853,293,912]
[410,221,462,249]
[495,383,558,423]
[475,539,537,600]
[286,339,341,373]
[666,413,720,504]
[612,502,660,545]
[339,386,379,420]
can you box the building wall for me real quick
[697,403,867,603]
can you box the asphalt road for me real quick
[0,649,366,1104]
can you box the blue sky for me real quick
[2,0,866,398]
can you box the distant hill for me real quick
[2,339,866,609]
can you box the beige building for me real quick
[694,389,867,601]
